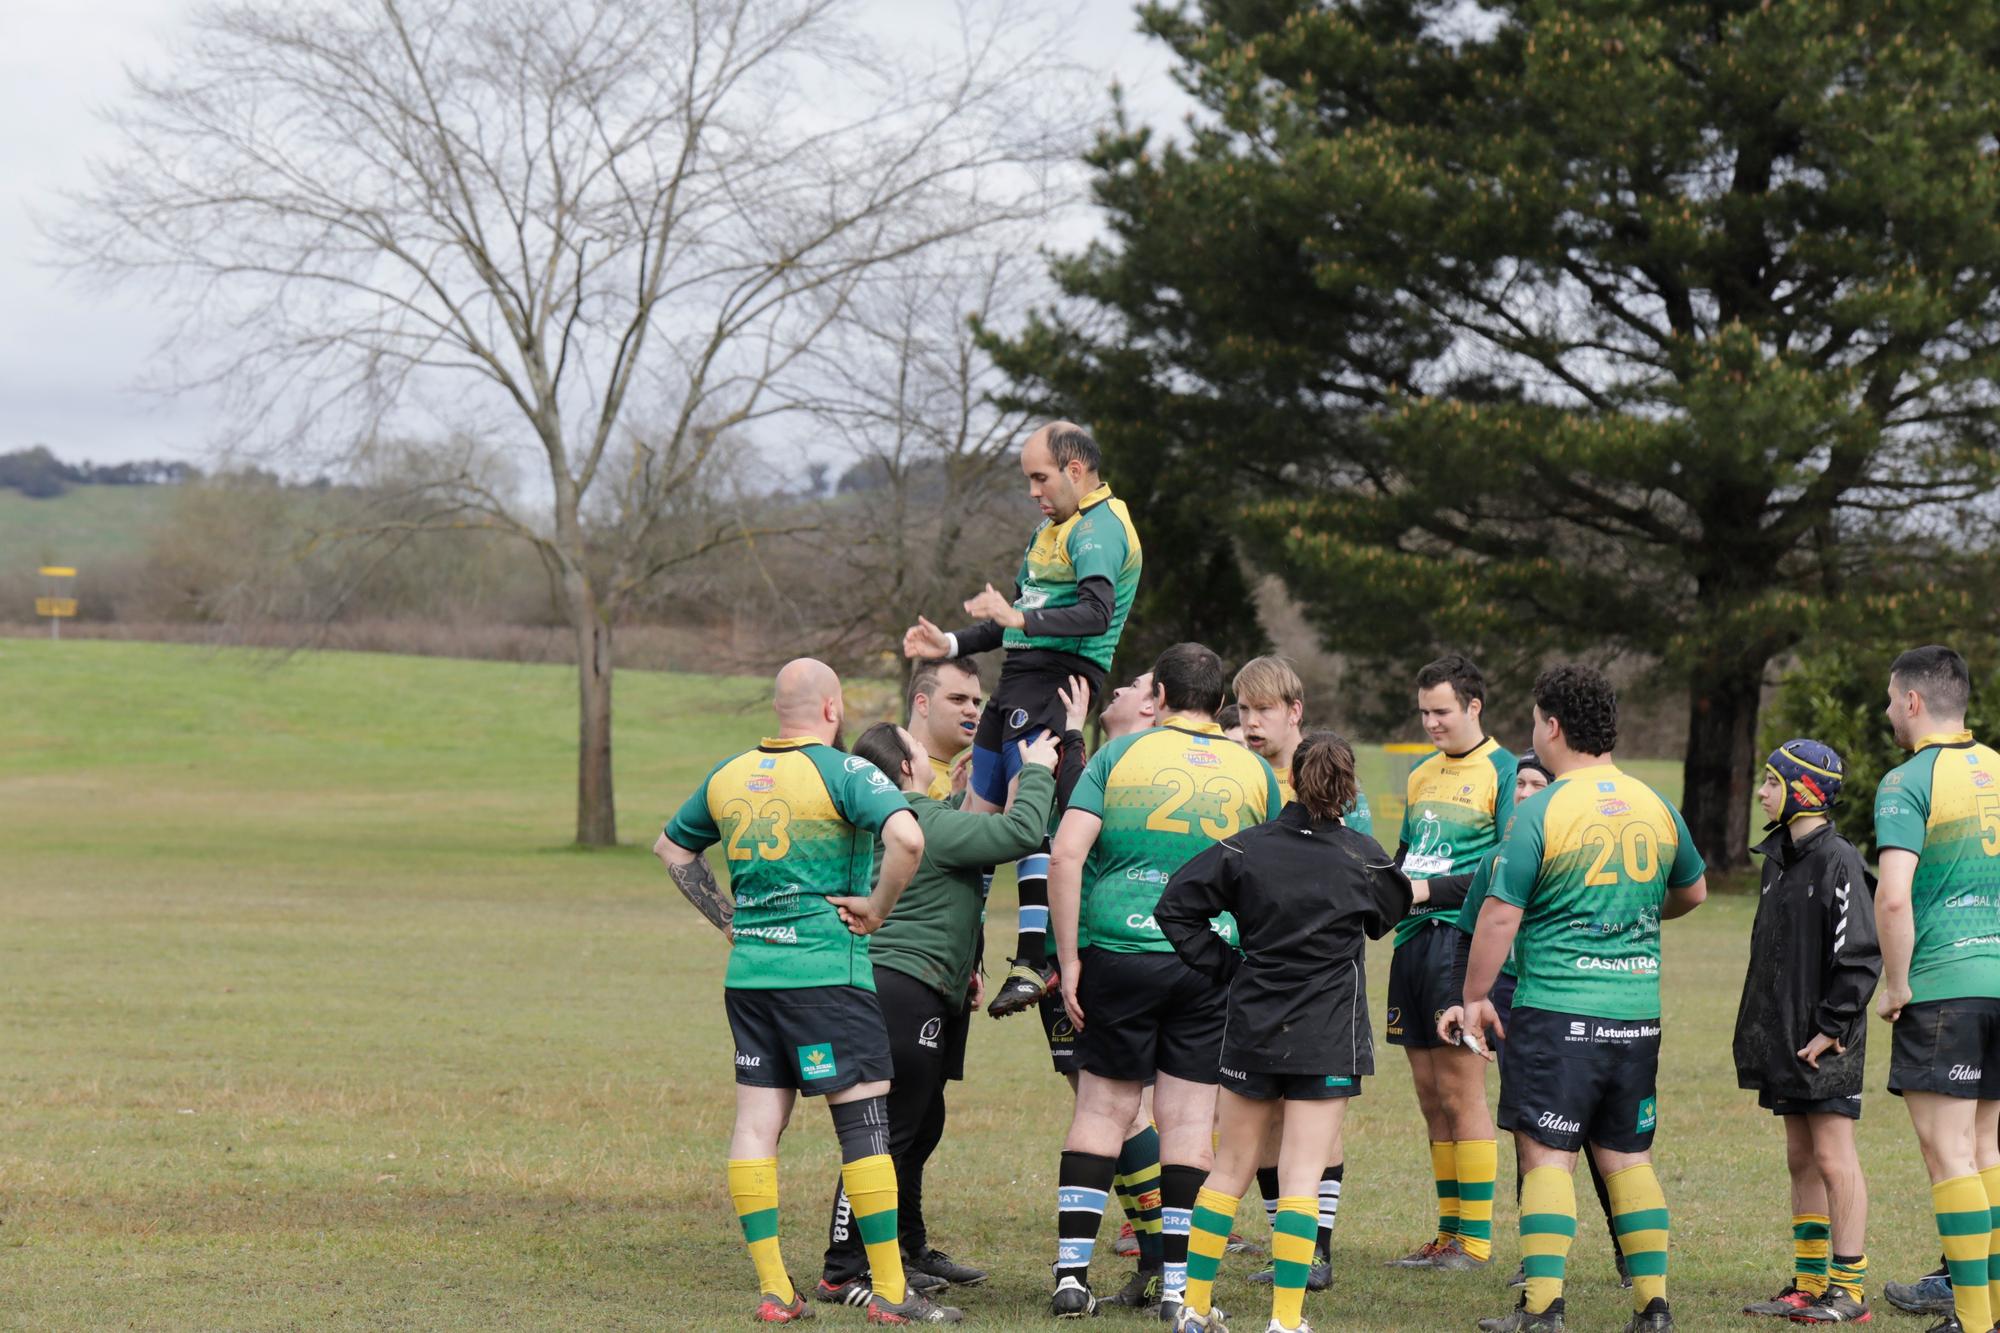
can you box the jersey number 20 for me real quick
[1581,822,1657,887]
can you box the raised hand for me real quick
[962,584,1023,629]
[1057,674,1091,734]
[902,615,951,660]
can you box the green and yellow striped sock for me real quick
[1431,1140,1461,1244]
[842,1153,905,1304]
[1982,1166,2000,1319]
[1934,1175,1992,1333]
[1607,1163,1669,1312]
[1792,1212,1830,1297]
[1829,1253,1866,1303]
[1185,1186,1239,1317]
[727,1157,792,1303]
[1271,1196,1317,1331]
[1520,1166,1576,1315]
[1455,1138,1498,1261]
[1120,1129,1165,1270]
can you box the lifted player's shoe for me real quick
[815,1277,874,1308]
[1742,1286,1814,1316]
[1387,1239,1445,1268]
[987,958,1057,1017]
[1479,1297,1566,1332]
[904,1248,987,1288]
[1051,1274,1099,1319]
[1431,1242,1490,1272]
[1245,1249,1332,1291]
[865,1289,964,1324]
[1788,1289,1870,1323]
[1172,1303,1228,1331]
[1883,1272,1951,1317]
[1104,1268,1162,1309]
[755,1285,817,1323]
[1622,1297,1675,1333]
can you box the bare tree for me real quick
[779,248,1041,669]
[59,0,1083,844]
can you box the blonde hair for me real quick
[1232,655,1304,708]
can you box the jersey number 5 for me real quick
[722,797,793,861]
[1582,822,1657,887]
[1146,770,1249,838]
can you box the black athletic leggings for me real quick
[822,967,955,1282]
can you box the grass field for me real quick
[0,639,1949,1331]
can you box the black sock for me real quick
[1585,1150,1619,1253]
[1316,1162,1344,1255]
[1256,1165,1281,1228]
[1013,838,1051,967]
[1057,1149,1117,1285]
[1160,1162,1208,1302]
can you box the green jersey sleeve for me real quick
[664,758,729,850]
[1875,758,1931,855]
[1490,793,1551,910]
[1664,801,1706,888]
[818,751,911,834]
[1261,759,1284,823]
[1066,505,1130,585]
[1069,746,1117,820]
[1490,750,1519,833]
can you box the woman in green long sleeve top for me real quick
[817,722,1060,1296]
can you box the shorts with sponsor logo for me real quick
[1218,1066,1363,1102]
[969,651,1104,807]
[1758,1088,1863,1119]
[1889,997,2000,1099]
[1497,1006,1662,1154]
[724,983,894,1096]
[1076,945,1226,1084]
[1038,989,1080,1075]
[1386,922,1459,1049]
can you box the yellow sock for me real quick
[1606,1163,1669,1311]
[842,1153,905,1304]
[1431,1140,1461,1244]
[1829,1253,1866,1303]
[1981,1167,2000,1323]
[1185,1186,1239,1317]
[1519,1165,1576,1315]
[727,1157,792,1303]
[1455,1139,1498,1261]
[1792,1212,1830,1297]
[1936,1175,1993,1333]
[1271,1196,1317,1330]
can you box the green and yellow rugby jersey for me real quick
[1071,715,1283,952]
[1491,762,1705,1020]
[1453,853,1518,980]
[1001,482,1142,671]
[1874,731,2000,1004]
[1394,738,1517,947]
[1276,766,1372,836]
[665,737,910,992]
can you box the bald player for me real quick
[657,659,962,1325]
[902,421,1144,1020]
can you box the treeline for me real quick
[0,446,201,498]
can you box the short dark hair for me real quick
[1217,703,1241,730]
[1292,730,1359,823]
[1891,644,1971,718]
[1533,664,1618,757]
[1045,422,1101,473]
[1152,642,1227,716]
[907,656,979,715]
[850,722,913,789]
[1416,653,1486,708]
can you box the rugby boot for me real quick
[1917,1317,1963,1333]
[1742,1286,1813,1317]
[987,957,1057,1017]
[1115,1221,1141,1258]
[1103,1268,1162,1309]
[1051,1274,1099,1319]
[1617,1249,1633,1289]
[865,1289,964,1324]
[1884,1270,1952,1317]
[1479,1297,1566,1332]
[1225,1232,1257,1255]
[1431,1241,1491,1272]
[1623,1297,1675,1333]
[1388,1239,1445,1268]
[1265,1322,1312,1333]
[1509,1263,1527,1290]
[1789,1289,1871,1323]
[1245,1248,1332,1291]
[755,1284,816,1324]
[1172,1303,1228,1331]
[815,1276,874,1309]
[904,1248,987,1288]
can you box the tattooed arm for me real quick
[655,833,733,936]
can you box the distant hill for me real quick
[0,485,178,569]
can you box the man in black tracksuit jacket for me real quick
[1733,738,1881,1324]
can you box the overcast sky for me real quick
[0,0,1190,467]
